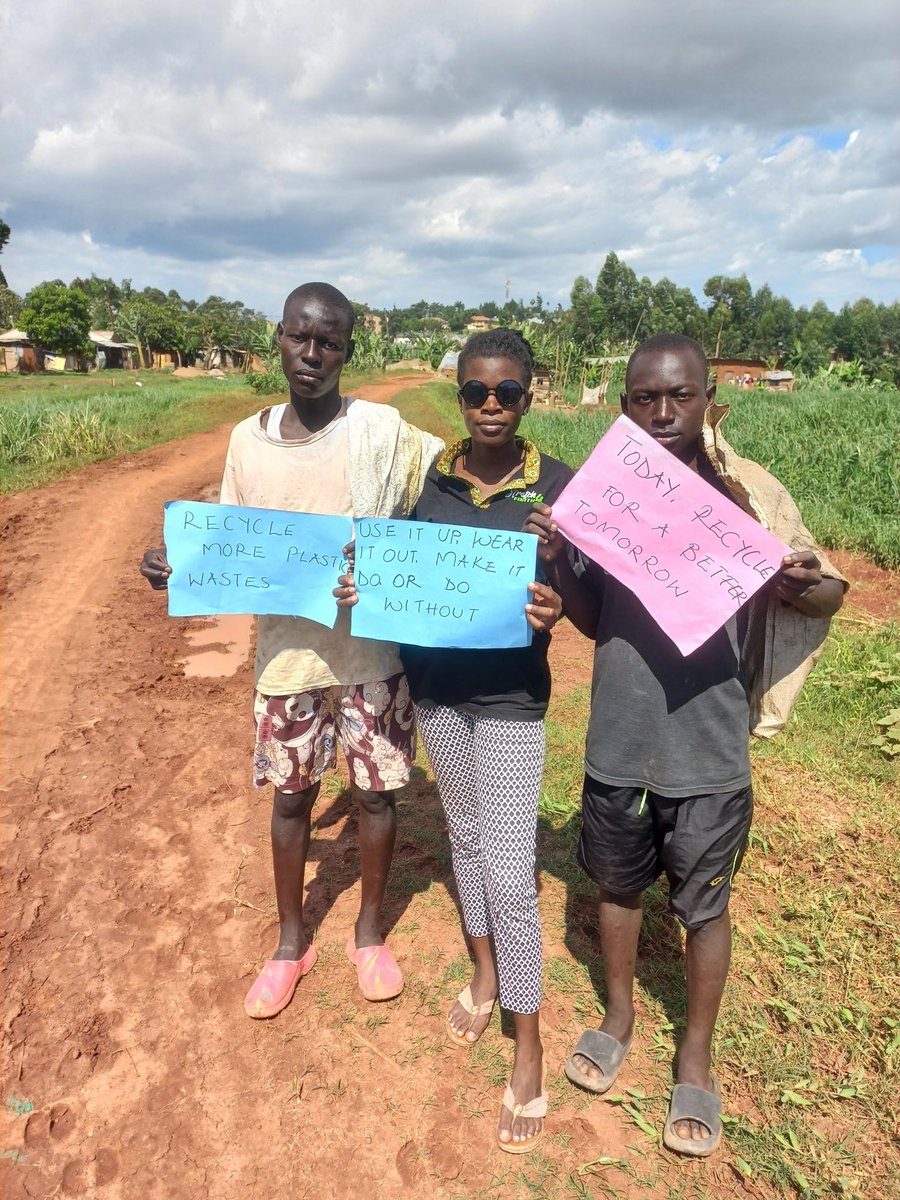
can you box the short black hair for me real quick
[626,333,708,389]
[282,282,355,337]
[458,328,534,387]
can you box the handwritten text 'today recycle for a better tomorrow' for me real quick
[552,417,790,654]
[564,431,781,605]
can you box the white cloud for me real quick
[815,249,866,273]
[1,0,898,313]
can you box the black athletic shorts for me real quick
[577,775,753,930]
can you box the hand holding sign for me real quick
[551,416,791,654]
[350,518,538,649]
[163,501,352,625]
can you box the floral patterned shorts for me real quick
[252,673,415,794]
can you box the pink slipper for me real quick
[243,944,317,1019]
[345,937,403,1001]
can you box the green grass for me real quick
[713,618,899,1198]
[0,367,377,492]
[0,371,258,491]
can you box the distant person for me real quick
[526,333,846,1157]
[141,283,442,1017]
[339,329,571,1153]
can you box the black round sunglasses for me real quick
[458,379,527,409]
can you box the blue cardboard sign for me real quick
[351,518,537,649]
[163,501,352,625]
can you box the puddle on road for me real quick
[179,614,255,678]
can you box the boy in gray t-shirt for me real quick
[526,334,844,1158]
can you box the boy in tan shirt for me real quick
[141,283,442,1016]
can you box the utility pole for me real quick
[504,275,510,305]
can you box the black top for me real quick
[400,439,574,721]
[582,470,753,797]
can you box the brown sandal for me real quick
[497,1078,548,1154]
[446,985,496,1047]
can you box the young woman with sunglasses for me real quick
[400,329,573,1153]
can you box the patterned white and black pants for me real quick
[415,704,545,1014]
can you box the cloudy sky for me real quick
[2,0,898,319]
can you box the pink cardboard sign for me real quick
[552,415,791,655]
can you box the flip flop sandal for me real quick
[662,1079,722,1157]
[243,944,318,1019]
[345,937,404,1001]
[446,985,496,1047]
[564,1029,633,1094]
[497,1078,549,1155]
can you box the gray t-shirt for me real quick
[583,563,752,798]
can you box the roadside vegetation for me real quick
[4,250,897,386]
[0,372,258,492]
[0,368,374,491]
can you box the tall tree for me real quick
[787,299,834,374]
[645,277,706,342]
[70,274,126,330]
[847,299,884,375]
[594,252,644,343]
[115,298,156,367]
[703,274,753,356]
[0,219,9,288]
[0,285,23,330]
[753,295,796,361]
[877,302,900,384]
[20,281,93,358]
[569,274,599,350]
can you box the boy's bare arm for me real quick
[775,550,844,618]
[522,504,600,639]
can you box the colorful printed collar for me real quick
[436,437,541,508]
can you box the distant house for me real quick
[761,369,795,392]
[531,369,554,405]
[708,357,768,387]
[90,331,138,369]
[708,358,794,391]
[0,328,43,373]
[362,313,384,335]
[466,314,497,333]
